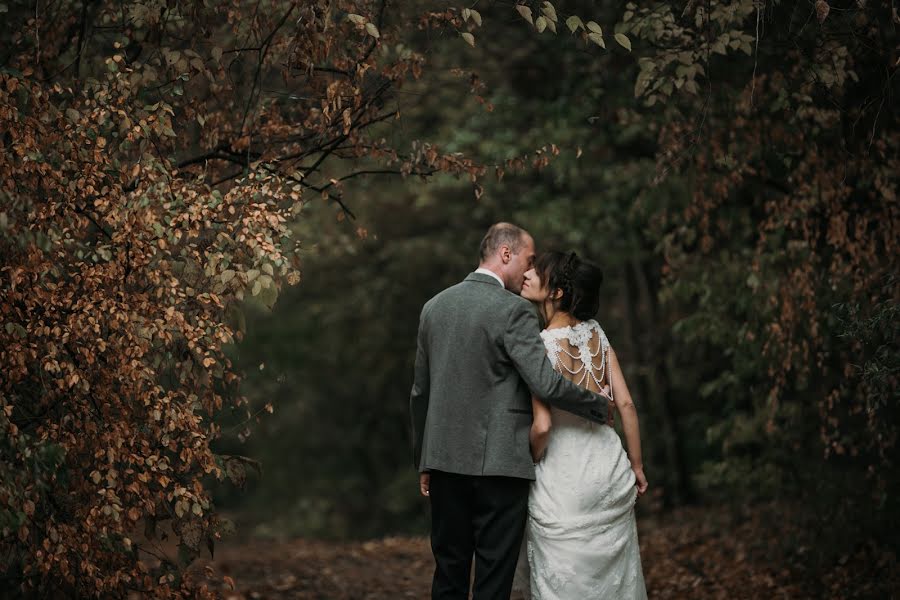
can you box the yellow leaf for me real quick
[614,33,632,51]
[365,22,380,38]
[541,1,557,22]
[515,4,534,25]
[461,32,475,47]
[586,20,602,35]
[535,15,547,33]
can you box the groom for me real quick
[410,222,610,599]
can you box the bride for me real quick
[515,251,648,599]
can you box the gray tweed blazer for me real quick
[410,272,608,480]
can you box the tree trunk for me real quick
[624,257,695,506]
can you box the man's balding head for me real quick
[479,223,526,261]
[478,222,535,293]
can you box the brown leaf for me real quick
[815,0,830,23]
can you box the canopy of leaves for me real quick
[1,0,897,597]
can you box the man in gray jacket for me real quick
[410,222,610,599]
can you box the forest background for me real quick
[0,0,897,597]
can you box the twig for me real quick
[750,0,761,107]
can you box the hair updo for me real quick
[533,251,604,321]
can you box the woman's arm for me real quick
[608,347,649,497]
[530,395,552,462]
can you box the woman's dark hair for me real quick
[533,251,604,321]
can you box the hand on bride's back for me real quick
[600,385,616,427]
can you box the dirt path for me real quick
[193,506,894,599]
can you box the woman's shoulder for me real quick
[539,319,610,345]
[584,319,604,334]
[585,319,611,349]
[559,319,610,350]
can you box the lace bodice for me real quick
[539,319,612,401]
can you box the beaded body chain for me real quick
[540,319,612,401]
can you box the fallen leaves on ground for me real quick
[191,504,897,599]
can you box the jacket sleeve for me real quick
[409,307,430,470]
[502,301,608,423]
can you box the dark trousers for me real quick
[429,470,530,600]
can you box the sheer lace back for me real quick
[540,320,612,400]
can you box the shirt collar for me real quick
[474,267,504,288]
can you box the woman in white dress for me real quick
[515,250,648,599]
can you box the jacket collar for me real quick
[465,271,504,288]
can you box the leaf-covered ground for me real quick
[191,505,896,599]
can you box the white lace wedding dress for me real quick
[514,320,647,599]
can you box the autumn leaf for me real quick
[541,1,558,23]
[515,4,534,25]
[815,0,830,23]
[461,32,475,47]
[614,32,632,51]
[566,15,583,33]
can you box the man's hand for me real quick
[599,385,616,427]
[419,472,430,497]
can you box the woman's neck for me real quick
[544,306,578,330]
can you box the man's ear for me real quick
[500,245,511,264]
